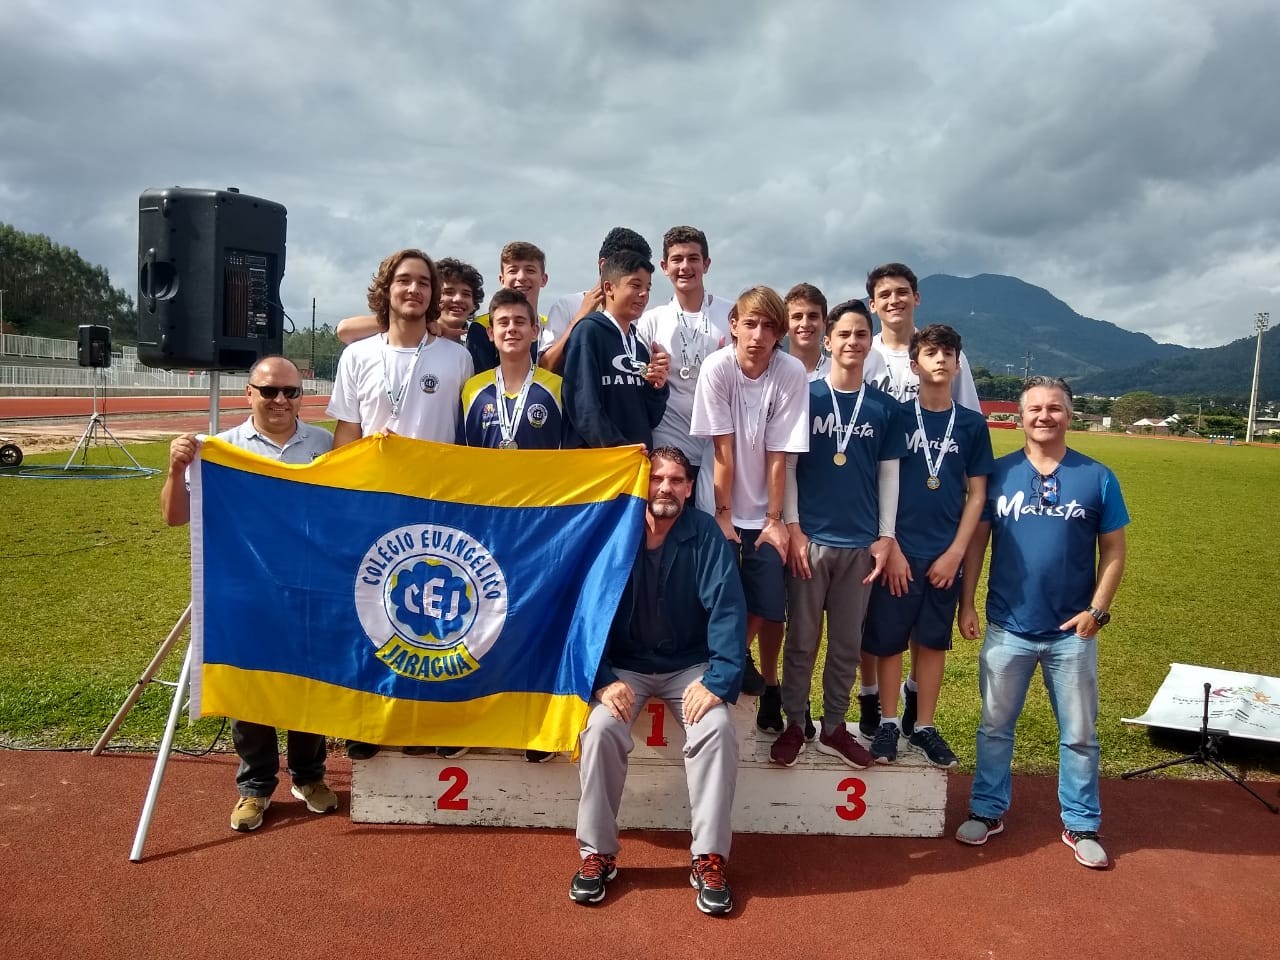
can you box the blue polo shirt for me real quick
[983,448,1129,637]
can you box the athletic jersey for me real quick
[636,293,732,465]
[458,366,563,449]
[326,332,473,442]
[894,400,996,560]
[465,311,548,374]
[795,380,905,549]
[690,346,809,529]
[863,334,981,412]
[803,354,831,383]
[982,448,1130,638]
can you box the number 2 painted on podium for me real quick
[437,766,469,810]
[835,777,867,821]
[645,701,668,746]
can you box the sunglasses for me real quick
[248,384,302,400]
[1033,472,1060,507]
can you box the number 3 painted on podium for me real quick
[835,777,866,821]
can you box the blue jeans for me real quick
[970,623,1101,832]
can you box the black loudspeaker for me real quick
[136,187,286,371]
[78,324,112,368]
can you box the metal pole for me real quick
[0,288,6,356]
[1246,312,1269,444]
[209,370,221,434]
[92,605,192,755]
[129,644,193,862]
[311,297,316,375]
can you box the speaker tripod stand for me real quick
[1121,681,1278,813]
[64,367,147,472]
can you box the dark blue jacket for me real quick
[562,312,668,449]
[594,506,747,702]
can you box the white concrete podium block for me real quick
[351,699,946,838]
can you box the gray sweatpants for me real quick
[782,543,874,734]
[576,663,738,860]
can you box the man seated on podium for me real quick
[160,355,339,833]
[570,446,746,916]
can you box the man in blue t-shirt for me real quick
[955,376,1129,870]
[864,325,995,769]
[770,300,904,769]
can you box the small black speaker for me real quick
[78,324,112,368]
[136,187,286,371]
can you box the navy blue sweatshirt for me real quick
[562,311,669,449]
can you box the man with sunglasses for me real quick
[955,376,1128,870]
[161,355,338,833]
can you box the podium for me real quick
[351,699,947,837]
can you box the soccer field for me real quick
[0,432,1277,777]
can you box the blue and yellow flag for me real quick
[189,434,648,752]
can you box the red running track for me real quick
[1,750,1277,960]
[0,394,331,419]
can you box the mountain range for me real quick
[916,273,1275,399]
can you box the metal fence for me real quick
[0,334,331,393]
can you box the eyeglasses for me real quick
[1033,472,1060,507]
[248,384,302,400]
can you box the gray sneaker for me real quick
[955,813,1004,845]
[1062,829,1109,869]
[870,722,900,764]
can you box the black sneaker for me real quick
[901,682,918,737]
[402,745,434,756]
[742,657,767,697]
[690,854,733,915]
[870,722,900,764]
[525,749,555,763]
[569,853,617,904]
[436,746,470,760]
[804,708,817,742]
[346,741,379,760]
[857,692,881,740]
[908,726,958,769]
[756,685,783,735]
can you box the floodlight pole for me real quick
[1246,312,1269,444]
[0,288,6,356]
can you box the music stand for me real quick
[1121,681,1278,813]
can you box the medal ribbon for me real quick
[825,376,865,461]
[381,332,429,419]
[914,398,957,485]
[494,365,535,446]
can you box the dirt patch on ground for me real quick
[0,424,175,456]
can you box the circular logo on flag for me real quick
[354,523,508,682]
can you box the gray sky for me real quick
[2,0,1278,348]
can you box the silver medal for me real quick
[679,366,691,380]
[498,439,518,450]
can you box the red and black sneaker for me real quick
[690,853,734,915]
[569,853,617,904]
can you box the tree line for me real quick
[0,223,136,342]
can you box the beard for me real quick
[648,496,682,520]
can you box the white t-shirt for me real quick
[863,333,982,412]
[540,290,591,352]
[690,346,810,529]
[636,292,732,465]
[802,353,831,383]
[327,332,474,442]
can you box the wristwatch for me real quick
[1087,606,1111,627]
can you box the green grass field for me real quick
[1,429,1277,777]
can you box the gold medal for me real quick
[833,453,847,467]
[926,475,941,490]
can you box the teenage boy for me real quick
[770,301,903,768]
[336,256,484,346]
[784,283,830,381]
[465,241,551,373]
[540,228,652,374]
[955,376,1128,870]
[561,249,670,449]
[459,287,563,450]
[636,225,732,486]
[861,262,982,739]
[327,248,473,760]
[690,286,810,712]
[863,325,994,767]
